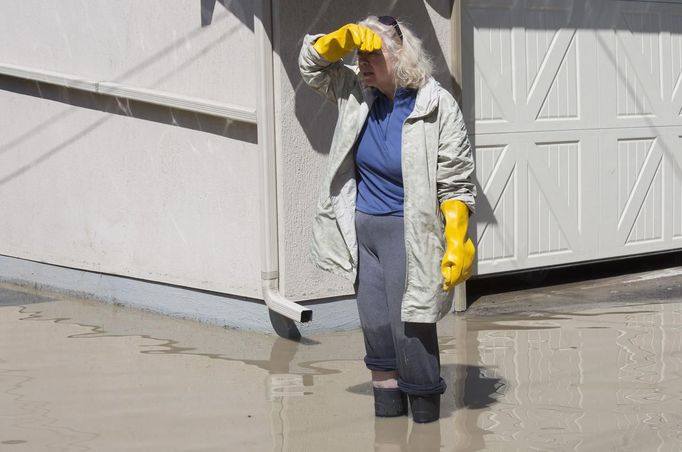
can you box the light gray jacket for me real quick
[299,34,476,323]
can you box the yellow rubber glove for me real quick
[440,199,475,291]
[313,23,382,62]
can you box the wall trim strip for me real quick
[0,63,258,124]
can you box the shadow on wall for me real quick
[203,0,459,156]
[0,75,256,144]
[276,0,459,157]
[0,74,256,188]
[0,6,253,189]
[201,0,253,28]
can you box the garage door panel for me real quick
[477,144,514,196]
[616,137,656,221]
[616,16,667,117]
[531,29,579,120]
[526,135,591,258]
[667,133,682,241]
[618,10,661,82]
[474,141,518,264]
[600,2,682,127]
[615,35,661,117]
[528,141,580,243]
[525,23,562,95]
[465,0,682,275]
[463,6,514,123]
[464,1,597,135]
[673,17,682,113]
[622,149,663,245]
[527,167,574,256]
[599,129,668,255]
[524,5,575,90]
[473,64,512,123]
[671,15,682,104]
[597,31,654,121]
[674,167,682,241]
[473,132,597,274]
[476,168,517,265]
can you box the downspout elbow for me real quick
[262,276,313,323]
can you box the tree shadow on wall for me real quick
[277,0,458,156]
[202,0,459,156]
[0,5,251,189]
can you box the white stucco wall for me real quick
[0,1,458,309]
[273,0,456,300]
[0,1,256,107]
[0,1,262,298]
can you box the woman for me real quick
[299,16,476,423]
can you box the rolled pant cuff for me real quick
[364,356,397,372]
[398,377,447,396]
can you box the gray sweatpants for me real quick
[354,211,446,396]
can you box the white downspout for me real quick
[254,0,313,325]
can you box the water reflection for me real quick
[463,303,682,451]
[2,283,682,451]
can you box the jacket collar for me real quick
[361,76,440,119]
[411,77,440,118]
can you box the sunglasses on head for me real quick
[378,15,403,42]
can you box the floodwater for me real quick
[2,269,682,452]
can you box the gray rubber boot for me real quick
[408,394,440,423]
[373,387,408,417]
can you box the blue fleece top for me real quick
[355,87,417,216]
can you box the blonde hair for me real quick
[357,16,433,89]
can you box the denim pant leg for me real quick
[393,322,446,396]
[376,218,446,396]
[355,212,446,396]
[355,213,397,372]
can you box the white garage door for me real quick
[462,0,682,275]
